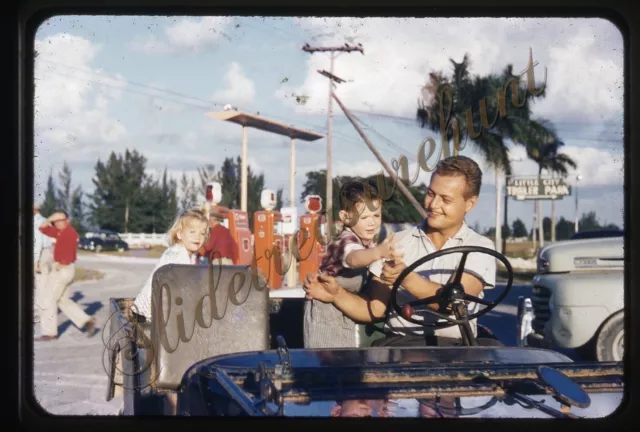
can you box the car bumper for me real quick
[516,296,552,349]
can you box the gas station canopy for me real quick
[205,111,325,141]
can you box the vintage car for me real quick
[517,236,624,362]
[103,246,624,418]
[80,230,130,253]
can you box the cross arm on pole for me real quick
[302,43,364,54]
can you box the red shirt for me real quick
[203,224,239,264]
[40,223,79,265]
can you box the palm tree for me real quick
[416,53,549,249]
[520,119,577,243]
[416,54,547,176]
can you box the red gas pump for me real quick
[201,181,252,265]
[297,195,326,285]
[227,210,252,265]
[253,189,284,289]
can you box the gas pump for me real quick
[253,189,284,289]
[202,181,252,265]
[297,195,327,285]
[227,210,252,265]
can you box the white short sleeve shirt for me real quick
[368,221,496,339]
[133,243,197,318]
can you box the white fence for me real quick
[118,233,169,248]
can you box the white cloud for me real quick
[128,17,234,54]
[211,62,256,108]
[278,17,623,125]
[34,33,128,196]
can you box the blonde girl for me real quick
[132,204,210,319]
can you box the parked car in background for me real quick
[518,236,624,361]
[79,230,129,253]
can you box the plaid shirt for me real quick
[320,227,375,276]
[304,227,376,349]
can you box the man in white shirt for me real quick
[303,156,497,347]
[33,200,54,323]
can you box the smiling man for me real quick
[303,155,497,347]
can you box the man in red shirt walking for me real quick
[36,210,97,341]
[200,213,239,265]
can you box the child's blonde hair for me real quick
[167,203,211,246]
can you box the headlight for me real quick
[537,256,549,273]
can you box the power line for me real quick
[38,58,226,108]
[348,109,624,143]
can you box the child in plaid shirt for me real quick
[303,181,397,348]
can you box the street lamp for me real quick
[574,174,582,233]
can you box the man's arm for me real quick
[39,223,59,238]
[400,271,484,299]
[33,220,43,264]
[303,272,391,323]
[331,277,391,323]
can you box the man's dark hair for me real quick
[339,180,381,213]
[433,156,483,199]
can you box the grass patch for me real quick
[504,241,537,259]
[73,267,105,282]
[144,245,168,258]
[78,245,168,259]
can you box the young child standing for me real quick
[133,205,210,320]
[303,181,397,348]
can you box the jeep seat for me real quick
[149,264,270,390]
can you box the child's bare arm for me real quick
[344,233,397,269]
[344,247,384,268]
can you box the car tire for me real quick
[595,311,624,362]
[117,247,125,253]
[95,245,103,253]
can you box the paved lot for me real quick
[32,254,577,415]
[33,254,157,415]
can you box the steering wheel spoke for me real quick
[462,293,493,307]
[452,251,469,285]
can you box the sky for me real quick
[33,16,625,232]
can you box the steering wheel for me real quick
[389,246,514,329]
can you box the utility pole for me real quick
[332,92,428,219]
[302,43,363,240]
[495,170,502,254]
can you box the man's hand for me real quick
[303,272,341,303]
[378,246,406,286]
[34,262,40,274]
[380,259,408,286]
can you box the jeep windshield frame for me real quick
[177,347,623,417]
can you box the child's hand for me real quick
[376,233,398,260]
[303,272,341,303]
